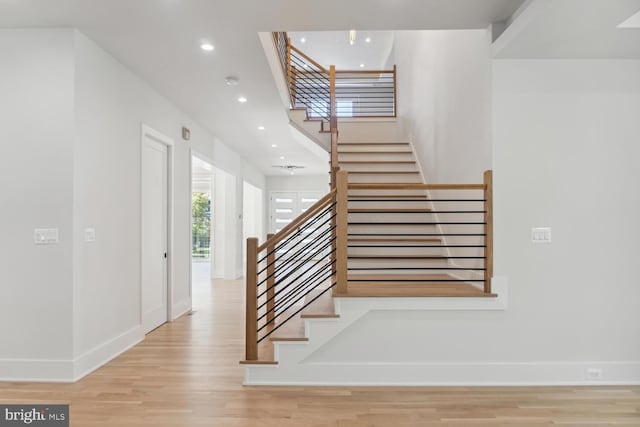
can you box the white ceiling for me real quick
[0,0,525,176]
[495,0,640,58]
[288,31,395,70]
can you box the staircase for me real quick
[239,33,498,381]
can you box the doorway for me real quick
[242,181,264,268]
[141,125,173,334]
[191,155,214,295]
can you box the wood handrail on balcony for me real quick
[290,45,329,74]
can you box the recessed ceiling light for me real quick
[365,37,371,43]
[257,126,265,130]
[279,156,285,160]
[359,63,365,68]
[300,37,306,43]
[200,42,215,52]
[290,171,295,175]
[237,96,247,103]
[271,144,277,148]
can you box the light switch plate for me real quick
[531,227,551,243]
[35,228,59,245]
[84,228,96,242]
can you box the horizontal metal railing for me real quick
[335,68,396,118]
[244,190,338,361]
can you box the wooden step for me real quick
[348,194,428,199]
[339,160,415,164]
[338,142,410,145]
[348,237,442,243]
[347,171,420,174]
[348,255,447,260]
[338,149,412,154]
[338,279,493,298]
[349,208,432,213]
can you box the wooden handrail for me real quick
[348,183,486,190]
[290,45,329,74]
[484,170,493,294]
[257,190,336,253]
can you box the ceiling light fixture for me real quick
[225,76,239,86]
[279,156,285,160]
[359,63,365,68]
[365,37,371,43]
[300,37,307,43]
[271,144,277,148]
[349,29,357,45]
[237,96,247,103]
[200,42,215,52]
[257,126,265,130]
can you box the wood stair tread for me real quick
[349,208,432,213]
[338,149,413,154]
[348,237,442,243]
[336,282,494,298]
[347,171,420,174]
[338,142,410,145]
[348,194,428,199]
[348,255,447,259]
[339,160,416,164]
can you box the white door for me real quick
[142,137,168,334]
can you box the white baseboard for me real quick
[172,298,192,320]
[245,361,640,386]
[0,326,143,382]
[72,325,144,381]
[0,359,74,382]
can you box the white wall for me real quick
[393,30,492,184]
[0,29,266,381]
[303,59,640,384]
[0,30,75,373]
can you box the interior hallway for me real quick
[0,275,639,426]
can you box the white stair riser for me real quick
[340,163,418,173]
[339,152,415,162]
[347,258,450,269]
[348,224,437,234]
[348,200,431,209]
[347,173,422,183]
[348,212,438,223]
[348,246,446,257]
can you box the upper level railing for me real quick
[272,32,397,172]
[335,68,396,118]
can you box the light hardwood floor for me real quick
[1,270,639,426]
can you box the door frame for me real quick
[140,124,175,326]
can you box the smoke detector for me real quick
[225,76,239,86]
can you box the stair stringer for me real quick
[287,108,331,152]
[243,278,507,386]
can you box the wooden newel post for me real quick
[335,170,349,294]
[266,234,275,324]
[483,170,493,294]
[245,237,258,361]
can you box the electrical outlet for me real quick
[84,228,96,242]
[531,227,551,243]
[586,368,603,380]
